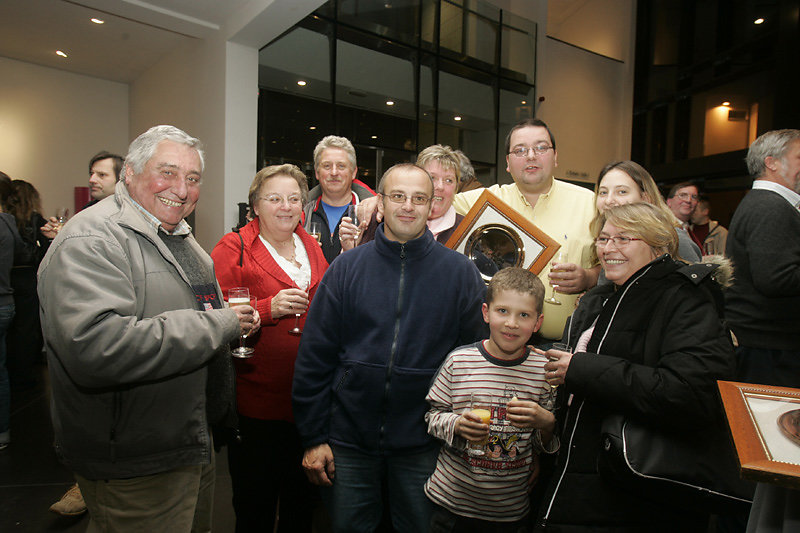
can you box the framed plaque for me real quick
[718,381,800,489]
[444,190,561,281]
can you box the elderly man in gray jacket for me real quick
[38,125,260,532]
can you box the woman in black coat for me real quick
[534,203,736,532]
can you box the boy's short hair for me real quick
[486,267,544,314]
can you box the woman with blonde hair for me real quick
[536,202,738,530]
[550,161,702,293]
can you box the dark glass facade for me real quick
[257,0,537,190]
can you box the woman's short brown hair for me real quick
[599,203,679,258]
[248,164,309,212]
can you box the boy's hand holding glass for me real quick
[455,410,491,444]
[506,397,555,432]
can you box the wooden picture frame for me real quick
[718,380,800,489]
[444,190,561,281]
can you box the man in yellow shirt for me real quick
[452,119,596,340]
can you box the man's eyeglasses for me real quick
[508,144,553,158]
[673,192,699,201]
[595,235,643,247]
[384,192,431,205]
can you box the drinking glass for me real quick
[346,205,360,238]
[288,278,310,336]
[467,393,493,457]
[546,342,573,392]
[309,221,322,245]
[544,249,568,305]
[229,287,256,358]
[54,207,69,230]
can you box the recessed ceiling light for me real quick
[309,126,317,130]
[297,80,307,86]
[371,135,377,139]
[91,18,105,24]
[386,100,394,106]
[754,18,764,24]
[521,100,527,105]
[722,101,731,107]
[56,50,68,58]
[454,116,462,121]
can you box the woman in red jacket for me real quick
[212,164,328,532]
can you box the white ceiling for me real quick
[0,0,250,84]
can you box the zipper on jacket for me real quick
[379,242,407,450]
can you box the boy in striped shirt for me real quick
[424,267,559,532]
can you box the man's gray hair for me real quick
[746,129,800,178]
[124,125,205,177]
[313,136,356,169]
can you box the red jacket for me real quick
[211,218,328,422]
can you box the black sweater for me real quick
[725,189,800,350]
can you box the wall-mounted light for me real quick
[297,80,307,86]
[56,50,68,58]
[386,100,395,106]
[91,18,105,24]
[754,18,764,24]
[454,116,462,121]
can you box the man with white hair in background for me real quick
[38,125,260,531]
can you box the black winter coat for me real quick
[535,255,736,532]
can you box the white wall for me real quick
[0,56,128,216]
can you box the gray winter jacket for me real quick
[38,182,240,479]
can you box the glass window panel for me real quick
[501,12,536,84]
[498,86,535,183]
[336,38,416,151]
[338,0,420,45]
[418,59,435,150]
[258,27,331,103]
[440,0,498,67]
[438,67,495,164]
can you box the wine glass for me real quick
[229,287,256,358]
[544,248,568,305]
[54,207,69,230]
[288,277,310,336]
[546,342,573,392]
[309,221,322,245]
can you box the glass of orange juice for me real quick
[467,393,493,456]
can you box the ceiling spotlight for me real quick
[454,116,462,121]
[722,101,731,107]
[309,126,317,130]
[386,100,395,106]
[754,18,764,24]
[297,80,307,86]
[521,100,527,105]
[371,135,378,139]
[56,50,68,58]
[91,18,105,24]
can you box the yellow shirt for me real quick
[452,180,596,340]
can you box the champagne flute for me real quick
[309,221,322,245]
[544,248,568,305]
[229,287,256,358]
[288,277,310,336]
[346,205,360,239]
[467,392,493,457]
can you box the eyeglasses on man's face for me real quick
[595,235,643,247]
[383,192,431,205]
[509,144,553,158]
[673,192,698,201]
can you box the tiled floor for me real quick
[0,364,237,532]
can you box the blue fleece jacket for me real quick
[292,224,487,455]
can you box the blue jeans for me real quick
[321,445,439,533]
[0,303,16,444]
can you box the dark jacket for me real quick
[292,224,487,455]
[535,255,736,531]
[725,188,800,350]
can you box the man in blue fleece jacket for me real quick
[293,163,487,533]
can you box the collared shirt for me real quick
[129,197,192,236]
[427,206,457,239]
[752,179,800,210]
[452,179,596,340]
